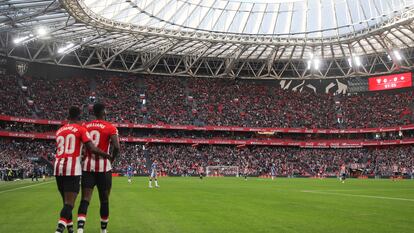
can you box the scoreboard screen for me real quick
[368,72,412,91]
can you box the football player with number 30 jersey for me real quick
[53,107,111,233]
[77,103,120,233]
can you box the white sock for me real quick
[155,180,158,186]
[149,181,152,187]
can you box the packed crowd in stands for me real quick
[0,74,413,129]
[342,92,414,128]
[117,144,414,177]
[0,139,54,180]
[26,76,90,119]
[3,138,411,178]
[0,75,32,117]
[94,76,144,123]
[187,79,337,128]
[145,77,190,125]
[0,121,58,133]
[1,74,414,180]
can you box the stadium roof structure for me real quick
[2,0,414,79]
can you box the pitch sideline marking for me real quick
[301,190,414,202]
[0,181,53,194]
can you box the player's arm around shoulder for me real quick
[109,124,120,161]
[78,125,92,144]
[82,126,111,159]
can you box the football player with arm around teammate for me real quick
[53,106,111,233]
[149,160,160,188]
[77,103,120,233]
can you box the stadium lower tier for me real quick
[1,138,413,180]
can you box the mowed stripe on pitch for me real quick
[0,181,53,194]
[301,190,414,202]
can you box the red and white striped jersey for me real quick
[82,120,118,172]
[54,123,91,176]
[198,166,204,173]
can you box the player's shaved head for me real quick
[68,106,81,121]
[93,103,106,118]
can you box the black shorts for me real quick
[56,176,81,193]
[81,171,112,191]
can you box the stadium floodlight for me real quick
[13,33,37,44]
[307,56,320,70]
[307,60,312,70]
[13,36,29,44]
[36,26,48,37]
[347,58,352,68]
[57,42,77,54]
[313,59,320,70]
[393,50,402,61]
[354,56,362,67]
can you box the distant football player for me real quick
[270,163,277,180]
[77,103,120,233]
[198,165,204,180]
[41,165,47,182]
[392,164,399,181]
[149,160,160,188]
[340,164,347,183]
[127,164,134,183]
[244,165,249,181]
[54,106,111,233]
[31,164,39,182]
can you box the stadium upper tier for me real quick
[2,0,414,78]
[1,74,413,129]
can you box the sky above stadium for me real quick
[83,0,414,37]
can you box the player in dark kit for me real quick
[31,164,39,182]
[54,107,111,233]
[77,103,120,233]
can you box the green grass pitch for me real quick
[0,177,413,233]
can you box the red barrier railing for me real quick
[1,130,414,148]
[0,114,413,134]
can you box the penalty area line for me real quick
[0,181,53,194]
[301,190,414,202]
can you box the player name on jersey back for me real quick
[54,123,91,176]
[83,120,118,173]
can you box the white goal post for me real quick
[206,166,239,177]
